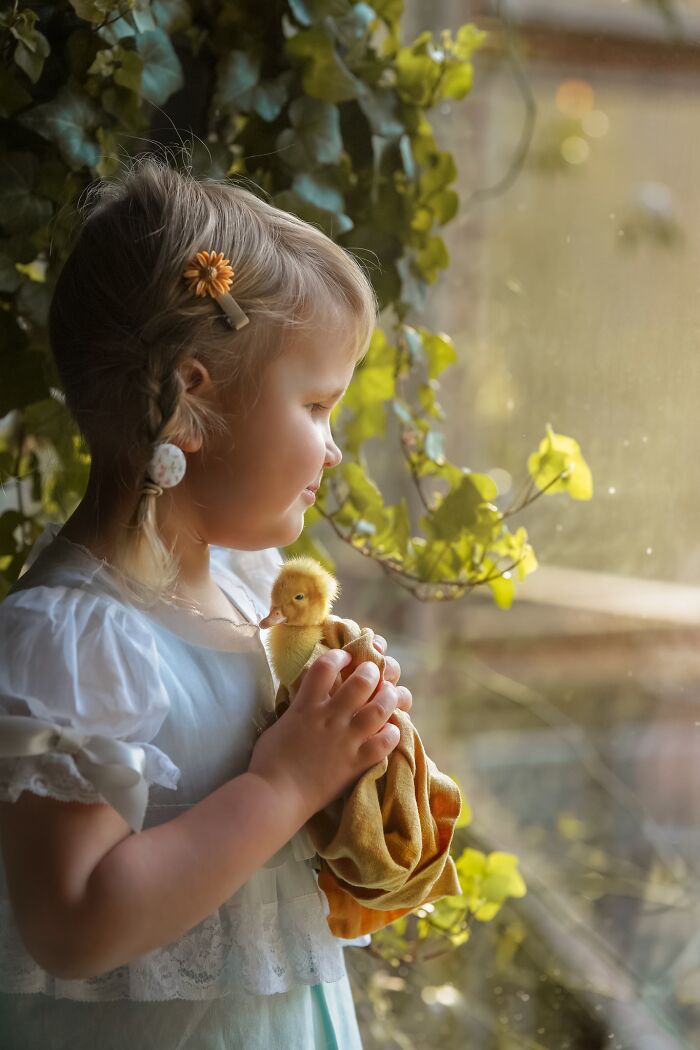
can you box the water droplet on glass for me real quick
[608,486,616,495]
[645,547,653,556]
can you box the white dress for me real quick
[0,522,368,1049]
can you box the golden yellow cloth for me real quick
[271,616,462,938]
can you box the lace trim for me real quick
[0,884,348,1000]
[0,747,180,809]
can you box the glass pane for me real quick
[340,3,700,1047]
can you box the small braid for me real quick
[107,349,189,607]
[135,348,184,517]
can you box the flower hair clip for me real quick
[182,249,249,331]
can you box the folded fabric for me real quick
[269,616,462,938]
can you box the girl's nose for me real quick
[324,437,342,469]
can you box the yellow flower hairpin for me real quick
[182,249,249,330]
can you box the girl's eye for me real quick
[307,402,330,413]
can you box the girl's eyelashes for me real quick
[307,402,331,413]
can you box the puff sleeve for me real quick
[0,586,180,831]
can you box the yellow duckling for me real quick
[257,555,462,940]
[258,556,384,715]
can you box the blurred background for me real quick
[335,1,700,1047]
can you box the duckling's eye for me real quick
[294,593,305,601]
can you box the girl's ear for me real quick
[177,357,212,453]
[178,356,212,396]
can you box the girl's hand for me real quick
[371,633,412,714]
[325,633,412,713]
[248,650,401,816]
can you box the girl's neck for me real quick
[58,486,213,597]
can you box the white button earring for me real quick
[147,442,187,488]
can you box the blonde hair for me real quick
[48,151,378,607]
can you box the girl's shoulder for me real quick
[0,524,172,740]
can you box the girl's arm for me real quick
[0,770,309,980]
[0,651,401,980]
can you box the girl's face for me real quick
[187,323,359,552]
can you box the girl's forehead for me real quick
[279,324,360,381]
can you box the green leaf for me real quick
[440,61,474,100]
[134,28,183,106]
[396,255,427,313]
[18,86,102,170]
[215,50,260,109]
[69,0,108,21]
[151,0,193,34]
[292,172,345,214]
[356,86,404,138]
[418,327,457,380]
[334,2,377,50]
[285,27,358,103]
[13,27,51,85]
[418,151,457,197]
[250,73,293,122]
[276,97,343,168]
[341,462,385,521]
[527,422,593,500]
[450,23,488,61]
[113,50,144,93]
[273,189,353,237]
[395,46,440,106]
[131,0,158,33]
[343,363,395,408]
[427,473,497,540]
[9,9,51,86]
[344,401,386,453]
[488,570,514,609]
[414,234,449,282]
[424,429,444,463]
[0,154,53,235]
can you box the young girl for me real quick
[0,154,413,1049]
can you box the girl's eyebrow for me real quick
[314,386,347,401]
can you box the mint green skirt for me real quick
[0,975,363,1049]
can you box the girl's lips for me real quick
[302,487,316,502]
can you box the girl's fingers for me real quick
[395,686,412,712]
[331,661,385,719]
[296,651,353,702]
[382,655,401,685]
[350,681,399,737]
[357,721,401,764]
[373,635,387,652]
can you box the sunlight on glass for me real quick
[555,79,595,116]
[581,109,611,137]
[561,136,591,164]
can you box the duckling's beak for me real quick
[258,607,288,628]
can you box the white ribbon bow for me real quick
[0,715,149,832]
